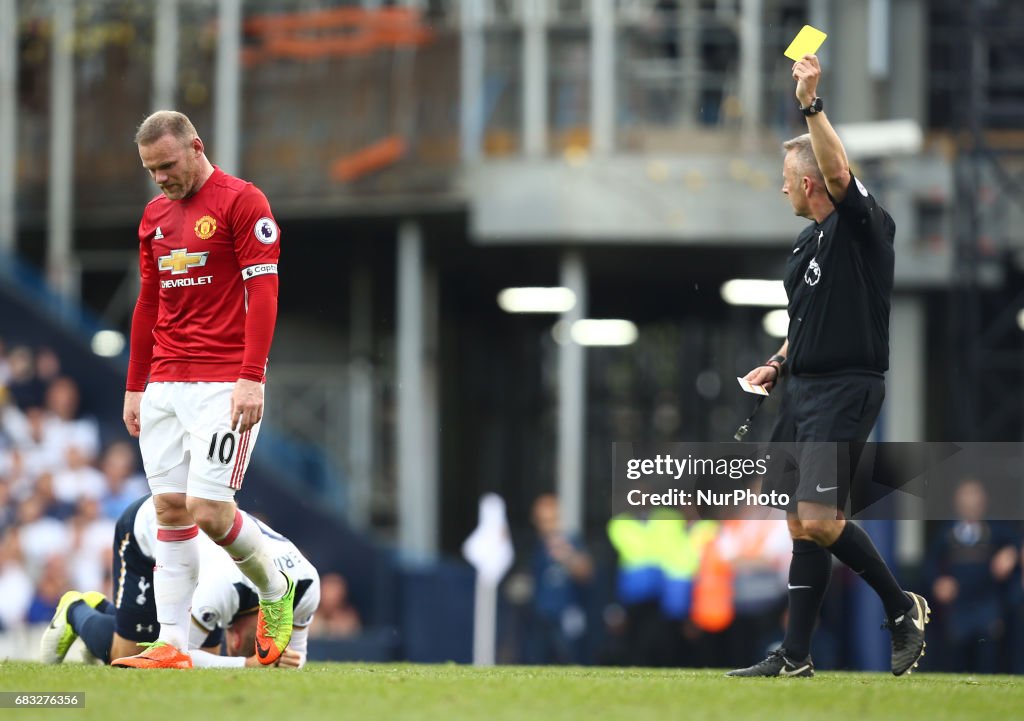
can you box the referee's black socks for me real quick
[827,522,913,619]
[781,539,832,661]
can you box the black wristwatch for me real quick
[766,354,786,379]
[800,97,823,116]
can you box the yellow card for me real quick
[737,377,770,396]
[784,25,827,61]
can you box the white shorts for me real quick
[139,382,262,502]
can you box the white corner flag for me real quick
[462,493,514,665]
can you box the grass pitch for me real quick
[1,662,1020,721]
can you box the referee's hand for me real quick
[743,365,779,393]
[792,53,821,106]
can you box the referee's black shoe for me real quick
[726,648,814,678]
[883,591,930,676]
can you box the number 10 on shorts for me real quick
[208,432,237,464]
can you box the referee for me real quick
[727,54,928,678]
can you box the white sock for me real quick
[154,525,200,650]
[216,510,287,601]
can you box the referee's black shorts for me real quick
[762,371,885,512]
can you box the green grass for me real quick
[0,662,1020,721]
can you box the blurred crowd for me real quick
[0,341,146,632]
[3,336,1022,670]
[507,490,1024,674]
[0,339,360,645]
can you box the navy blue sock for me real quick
[828,522,912,619]
[96,598,115,615]
[781,539,832,661]
[67,600,115,665]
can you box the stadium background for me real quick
[1,0,1022,673]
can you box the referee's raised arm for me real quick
[792,54,851,201]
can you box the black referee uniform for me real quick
[768,171,895,510]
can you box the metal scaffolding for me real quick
[946,0,1024,441]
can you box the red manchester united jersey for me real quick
[131,167,280,385]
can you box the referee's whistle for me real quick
[734,423,751,441]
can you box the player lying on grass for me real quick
[40,495,319,668]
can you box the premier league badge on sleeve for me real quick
[804,257,822,286]
[254,217,279,244]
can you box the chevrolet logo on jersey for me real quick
[159,248,210,275]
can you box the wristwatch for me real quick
[800,97,824,116]
[766,354,786,378]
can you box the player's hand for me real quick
[743,365,779,393]
[277,648,302,668]
[243,649,301,668]
[230,379,264,434]
[792,53,821,107]
[123,391,144,437]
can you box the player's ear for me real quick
[225,627,239,654]
[192,136,204,156]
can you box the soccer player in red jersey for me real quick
[111,111,294,669]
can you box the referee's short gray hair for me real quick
[782,134,825,183]
[135,110,198,147]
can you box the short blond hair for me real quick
[135,110,197,147]
[782,134,825,183]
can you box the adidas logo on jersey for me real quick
[154,227,164,240]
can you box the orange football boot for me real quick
[111,641,193,669]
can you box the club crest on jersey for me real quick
[804,258,822,286]
[194,215,218,240]
[254,217,279,245]
[197,607,219,627]
[159,248,209,275]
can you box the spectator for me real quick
[34,347,61,389]
[67,497,116,594]
[5,346,45,411]
[14,494,69,579]
[25,555,69,625]
[0,337,10,386]
[607,504,666,666]
[0,481,16,534]
[0,529,32,630]
[98,442,148,520]
[43,376,100,467]
[52,445,107,508]
[716,519,793,667]
[524,494,593,665]
[309,572,361,638]
[10,407,59,486]
[925,478,1019,673]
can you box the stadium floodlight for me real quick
[497,287,577,314]
[91,330,125,357]
[570,319,638,347]
[834,119,923,160]
[1016,308,1024,332]
[720,279,788,307]
[762,309,790,339]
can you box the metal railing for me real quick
[9,0,821,227]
